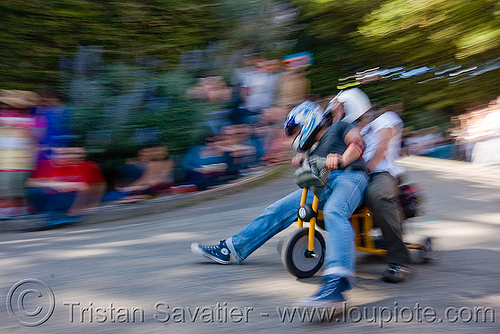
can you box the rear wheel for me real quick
[420,236,434,263]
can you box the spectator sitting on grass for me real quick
[217,124,259,171]
[25,143,105,227]
[180,132,237,191]
[102,142,175,203]
[139,144,175,196]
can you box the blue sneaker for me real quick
[191,240,231,264]
[295,275,350,308]
[64,215,84,224]
[47,213,83,227]
[46,212,67,227]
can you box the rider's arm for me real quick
[342,128,364,166]
[291,153,306,168]
[366,127,392,172]
[326,128,364,170]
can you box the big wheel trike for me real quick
[280,187,433,278]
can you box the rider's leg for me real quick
[366,172,410,265]
[321,171,368,278]
[192,188,313,264]
[296,171,368,307]
[226,188,313,263]
[366,172,411,283]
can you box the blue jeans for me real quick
[226,170,368,277]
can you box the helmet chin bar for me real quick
[292,127,321,152]
[292,135,302,152]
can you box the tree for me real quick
[0,0,225,89]
[290,0,500,128]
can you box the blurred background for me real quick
[0,0,499,220]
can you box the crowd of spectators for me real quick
[180,52,313,190]
[0,52,312,223]
[402,127,448,157]
[400,96,500,163]
[449,96,500,164]
[1,74,498,226]
[0,89,105,223]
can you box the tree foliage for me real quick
[1,0,498,133]
[0,0,224,89]
[290,0,500,128]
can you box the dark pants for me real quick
[365,172,410,265]
[184,171,225,191]
[26,188,76,214]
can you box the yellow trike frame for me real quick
[280,187,430,278]
[297,187,425,254]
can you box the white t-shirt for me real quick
[242,72,274,112]
[361,111,405,177]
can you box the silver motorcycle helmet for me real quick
[326,87,372,124]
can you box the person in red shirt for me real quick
[25,145,106,227]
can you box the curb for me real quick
[0,165,290,233]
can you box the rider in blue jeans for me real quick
[192,92,372,308]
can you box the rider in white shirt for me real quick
[360,109,411,283]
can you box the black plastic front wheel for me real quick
[281,227,325,278]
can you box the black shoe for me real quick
[191,240,231,264]
[382,263,411,283]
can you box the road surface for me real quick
[0,156,499,333]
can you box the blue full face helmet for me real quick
[284,101,330,152]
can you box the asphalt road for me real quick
[0,156,499,333]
